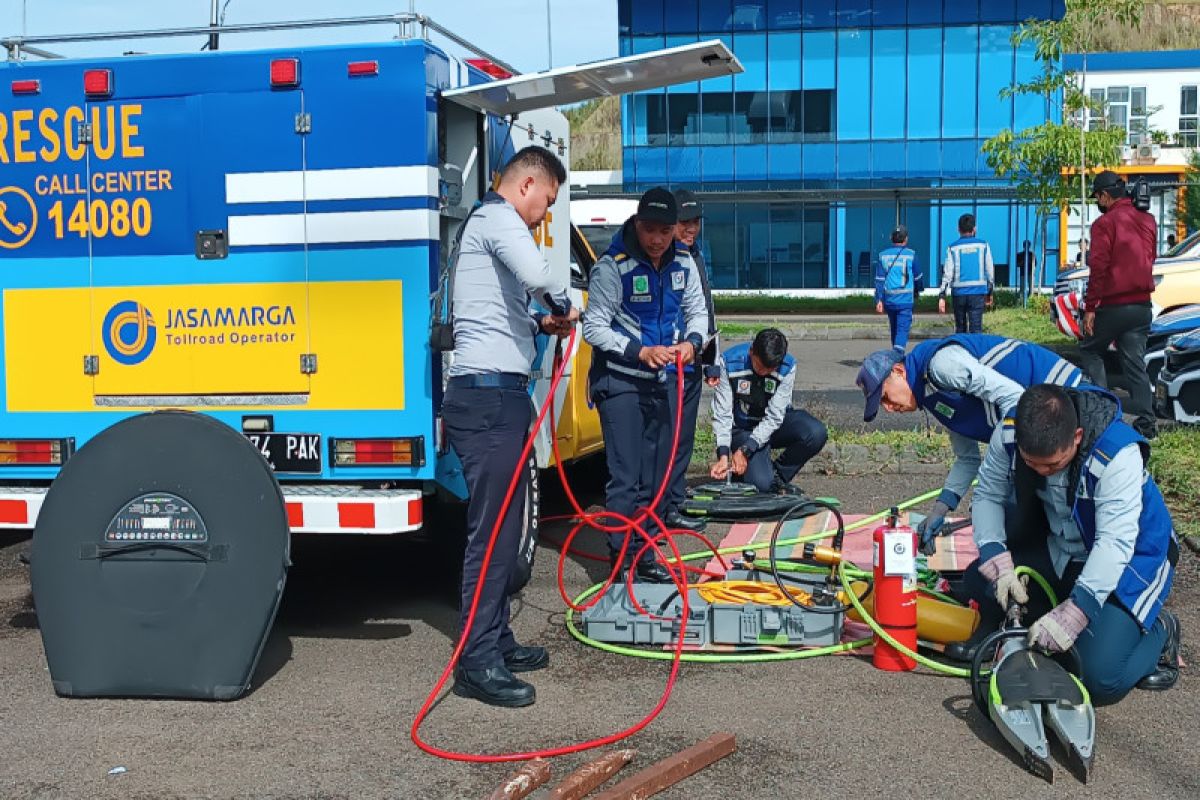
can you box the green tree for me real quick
[1182,148,1200,236]
[982,0,1145,283]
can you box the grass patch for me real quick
[979,296,1071,348]
[713,289,1027,316]
[1149,426,1200,539]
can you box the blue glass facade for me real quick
[618,0,1065,289]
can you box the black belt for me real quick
[448,373,529,390]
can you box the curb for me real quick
[723,325,954,342]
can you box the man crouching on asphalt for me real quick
[709,328,827,494]
[947,383,1181,705]
[583,188,708,583]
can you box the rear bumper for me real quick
[0,484,424,534]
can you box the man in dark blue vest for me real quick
[709,328,827,493]
[583,188,708,582]
[857,334,1083,555]
[954,384,1180,703]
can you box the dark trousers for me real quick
[952,294,986,334]
[443,385,531,670]
[593,375,672,562]
[961,539,1168,706]
[729,409,828,493]
[666,372,703,515]
[1078,302,1155,435]
[885,304,913,350]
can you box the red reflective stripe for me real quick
[408,497,423,528]
[0,500,27,525]
[286,502,304,529]
[338,502,375,529]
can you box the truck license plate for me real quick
[245,433,322,474]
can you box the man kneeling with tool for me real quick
[856,334,1083,556]
[709,328,827,494]
[951,384,1181,703]
[583,187,708,583]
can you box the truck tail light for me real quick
[0,439,71,466]
[347,60,379,77]
[11,79,41,95]
[332,437,425,467]
[83,69,112,98]
[270,58,300,88]
[465,58,513,80]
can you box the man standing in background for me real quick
[875,224,924,351]
[939,213,994,334]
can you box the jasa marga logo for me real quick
[102,301,157,365]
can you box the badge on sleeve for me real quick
[671,270,686,290]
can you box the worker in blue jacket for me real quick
[961,384,1180,703]
[874,224,924,350]
[583,187,708,583]
[856,334,1084,556]
[938,213,995,334]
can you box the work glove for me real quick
[1028,600,1089,654]
[977,551,1029,611]
[916,501,953,556]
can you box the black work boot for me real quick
[452,665,535,707]
[664,509,707,532]
[944,608,1006,663]
[503,644,549,674]
[634,561,674,584]
[1138,610,1181,691]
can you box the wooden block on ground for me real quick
[547,749,636,800]
[592,733,736,799]
[484,759,551,800]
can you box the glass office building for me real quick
[618,1,1066,290]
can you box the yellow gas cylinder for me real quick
[845,581,978,644]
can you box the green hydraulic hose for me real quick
[1015,565,1059,607]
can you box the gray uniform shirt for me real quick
[972,424,1145,608]
[711,360,796,452]
[926,345,1025,507]
[448,197,569,377]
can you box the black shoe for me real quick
[1138,610,1181,691]
[452,665,535,708]
[503,644,549,674]
[771,481,805,497]
[634,561,675,584]
[664,510,707,532]
[944,640,979,663]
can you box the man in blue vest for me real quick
[857,334,1083,556]
[953,384,1181,703]
[938,213,995,334]
[583,188,708,582]
[709,328,828,493]
[874,224,924,351]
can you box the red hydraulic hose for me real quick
[411,331,709,763]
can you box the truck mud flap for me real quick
[31,411,290,700]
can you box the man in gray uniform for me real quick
[443,146,577,708]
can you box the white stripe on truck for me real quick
[228,209,439,246]
[225,166,439,204]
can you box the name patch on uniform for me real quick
[630,294,652,303]
[671,270,686,290]
[737,379,751,394]
[934,401,955,418]
[633,275,650,294]
[764,379,776,393]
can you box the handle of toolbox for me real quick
[78,542,229,562]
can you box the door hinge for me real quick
[77,122,93,145]
[295,113,312,134]
[300,353,317,374]
[83,355,99,376]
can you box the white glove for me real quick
[978,551,1029,610]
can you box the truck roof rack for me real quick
[2,11,517,76]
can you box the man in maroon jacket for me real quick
[1079,170,1159,438]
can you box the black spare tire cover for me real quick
[31,411,289,700]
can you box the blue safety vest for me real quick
[591,228,696,382]
[905,334,1083,442]
[878,246,919,307]
[723,342,795,429]
[1000,389,1177,630]
[945,236,991,296]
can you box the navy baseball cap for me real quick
[857,348,906,422]
[674,189,703,221]
[637,187,678,225]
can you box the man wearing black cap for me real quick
[662,189,718,533]
[583,187,709,581]
[1079,170,1158,438]
[874,224,924,350]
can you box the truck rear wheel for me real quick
[507,453,540,595]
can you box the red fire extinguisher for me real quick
[872,507,918,671]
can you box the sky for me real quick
[0,0,618,73]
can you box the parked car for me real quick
[1155,328,1200,424]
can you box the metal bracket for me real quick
[83,355,99,376]
[195,230,228,260]
[77,122,92,145]
[300,353,317,374]
[295,113,312,134]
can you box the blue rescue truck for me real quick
[0,16,739,537]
